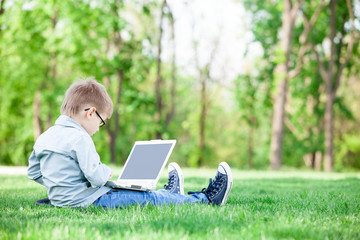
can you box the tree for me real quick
[164,3,176,133]
[269,0,327,169]
[155,0,177,139]
[245,0,324,169]
[269,0,303,170]
[234,75,258,169]
[312,0,356,171]
[191,32,220,166]
[103,0,126,165]
[154,0,166,139]
[33,2,59,140]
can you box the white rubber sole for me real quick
[219,162,233,205]
[168,162,184,195]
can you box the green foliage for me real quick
[336,134,360,170]
[0,0,359,170]
[234,71,273,169]
[284,57,325,166]
[242,0,360,170]
[243,0,282,58]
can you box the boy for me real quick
[28,78,233,208]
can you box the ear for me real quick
[85,107,96,118]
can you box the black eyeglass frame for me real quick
[84,108,106,127]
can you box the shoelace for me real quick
[164,175,176,191]
[188,174,225,200]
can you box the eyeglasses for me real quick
[84,108,106,127]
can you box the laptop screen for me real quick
[120,143,173,180]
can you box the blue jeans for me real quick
[93,189,209,208]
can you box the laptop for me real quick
[105,139,176,191]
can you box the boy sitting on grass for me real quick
[27,78,233,208]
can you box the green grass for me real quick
[1,170,360,239]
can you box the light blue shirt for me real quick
[27,115,112,207]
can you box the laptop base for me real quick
[105,181,154,192]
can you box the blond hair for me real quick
[61,77,113,118]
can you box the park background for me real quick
[0,0,359,172]
[1,1,360,239]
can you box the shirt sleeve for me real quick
[72,135,112,188]
[27,150,45,186]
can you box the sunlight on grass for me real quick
[107,164,360,181]
[1,169,360,239]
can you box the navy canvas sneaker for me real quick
[164,162,184,195]
[189,162,233,205]
[35,198,52,206]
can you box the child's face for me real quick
[81,107,108,136]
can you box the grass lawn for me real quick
[1,169,360,239]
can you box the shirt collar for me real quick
[55,115,88,134]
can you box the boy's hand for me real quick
[109,172,113,179]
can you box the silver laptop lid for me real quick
[118,140,176,182]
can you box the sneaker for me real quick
[164,162,184,194]
[35,198,52,206]
[189,162,233,205]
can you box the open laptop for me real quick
[105,140,176,191]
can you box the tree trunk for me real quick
[104,51,124,164]
[310,152,316,169]
[104,2,125,164]
[33,6,58,139]
[314,0,354,171]
[33,90,42,141]
[191,17,219,167]
[106,70,123,164]
[155,0,166,139]
[324,89,334,171]
[0,0,4,48]
[46,8,58,129]
[248,120,254,169]
[270,76,288,169]
[323,0,337,171]
[0,0,5,16]
[270,0,294,170]
[46,106,52,130]
[270,0,323,169]
[198,78,207,166]
[314,151,322,171]
[165,4,176,130]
